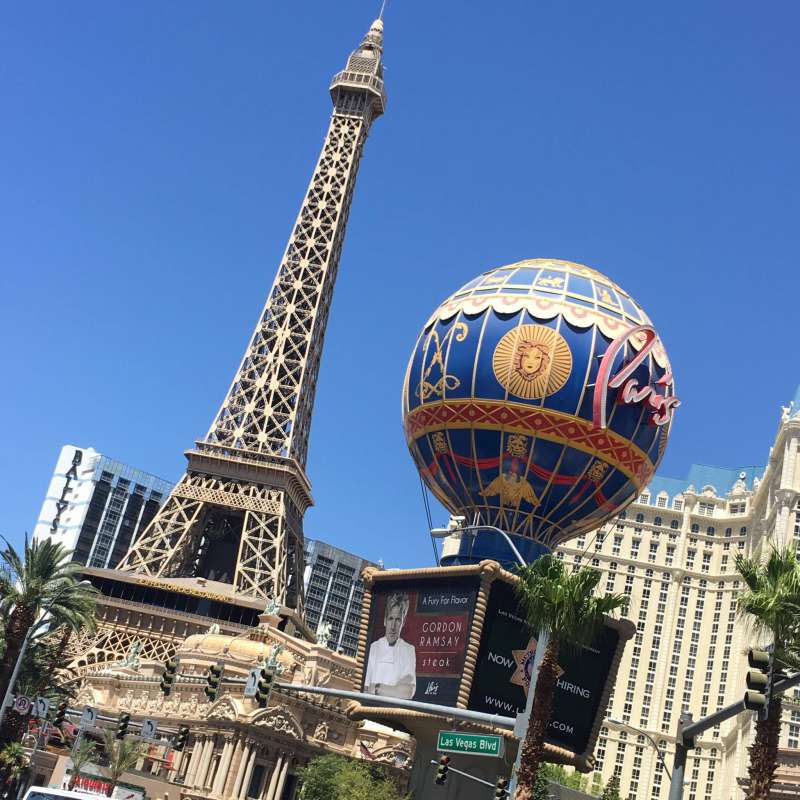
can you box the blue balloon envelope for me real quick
[402,259,679,550]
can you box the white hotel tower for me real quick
[556,387,800,800]
[33,444,173,569]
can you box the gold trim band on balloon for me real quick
[404,399,655,488]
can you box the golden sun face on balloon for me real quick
[493,324,572,399]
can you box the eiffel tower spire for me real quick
[118,17,387,611]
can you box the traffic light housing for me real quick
[744,647,772,717]
[54,702,68,726]
[174,726,190,752]
[205,662,224,701]
[160,658,179,696]
[435,756,450,785]
[495,777,510,800]
[255,667,275,708]
[116,712,131,740]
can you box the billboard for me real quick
[356,562,633,767]
[467,579,622,755]
[362,576,479,706]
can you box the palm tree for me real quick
[735,546,800,800]
[101,729,144,797]
[0,538,97,701]
[512,555,628,800]
[68,736,98,790]
[0,742,29,796]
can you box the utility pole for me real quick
[667,670,800,800]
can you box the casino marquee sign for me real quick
[352,561,635,770]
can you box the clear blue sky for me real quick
[2,2,798,569]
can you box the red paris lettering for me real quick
[592,325,680,430]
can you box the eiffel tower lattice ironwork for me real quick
[117,17,387,612]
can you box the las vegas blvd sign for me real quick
[437,730,505,758]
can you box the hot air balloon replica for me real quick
[402,258,679,566]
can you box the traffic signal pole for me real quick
[667,670,800,800]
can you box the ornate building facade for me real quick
[556,388,800,800]
[67,610,412,800]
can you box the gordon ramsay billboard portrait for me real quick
[362,577,478,706]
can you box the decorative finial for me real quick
[378,0,387,21]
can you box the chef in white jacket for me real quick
[365,592,416,699]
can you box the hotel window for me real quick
[671,519,680,529]
[673,498,684,511]
[657,494,667,508]
[730,502,746,514]
[613,536,622,555]
[654,516,662,527]
[706,526,715,536]
[630,540,641,558]
[691,524,700,533]
[698,502,715,517]
[636,513,645,523]
[639,493,650,505]
[649,542,659,562]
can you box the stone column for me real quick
[263,755,283,800]
[171,749,186,783]
[197,736,217,788]
[184,737,205,787]
[231,741,253,800]
[237,747,258,800]
[272,757,290,800]
[212,739,234,795]
[222,738,245,798]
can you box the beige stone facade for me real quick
[65,608,412,800]
[557,398,800,800]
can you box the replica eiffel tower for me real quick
[70,16,387,670]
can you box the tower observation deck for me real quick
[117,18,387,613]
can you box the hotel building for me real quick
[556,389,800,799]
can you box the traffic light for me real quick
[54,702,68,726]
[205,662,224,701]
[494,777,510,800]
[160,658,179,696]
[116,712,131,740]
[255,667,275,708]
[174,726,190,752]
[744,647,773,718]
[434,756,450,785]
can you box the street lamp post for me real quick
[607,717,672,779]
[430,517,537,794]
[430,518,529,568]
[0,579,93,721]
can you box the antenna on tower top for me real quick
[378,0,387,20]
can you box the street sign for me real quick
[244,668,260,698]
[34,697,50,719]
[13,696,32,715]
[437,731,505,758]
[79,706,98,730]
[140,718,158,739]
